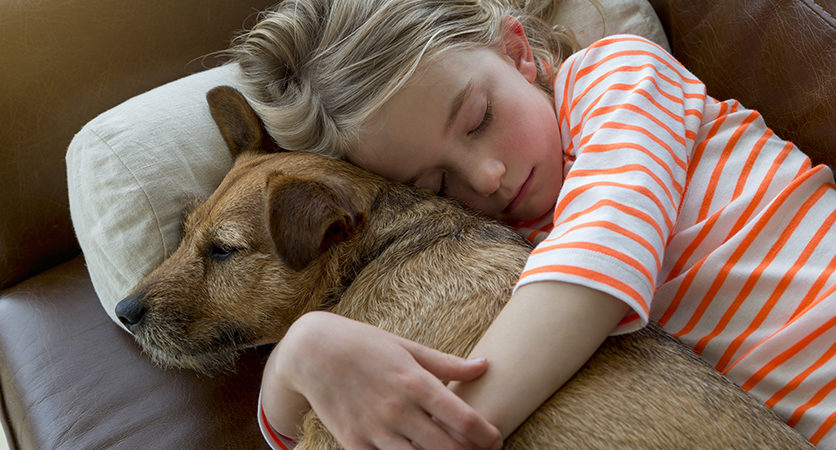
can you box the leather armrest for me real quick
[649,0,836,168]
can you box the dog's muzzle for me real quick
[115,294,147,332]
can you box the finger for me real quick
[421,386,503,450]
[396,408,467,450]
[332,421,412,450]
[437,419,502,450]
[373,433,420,450]
[401,339,489,382]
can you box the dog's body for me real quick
[116,86,811,448]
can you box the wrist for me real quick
[259,388,299,449]
[274,311,334,393]
[261,313,335,439]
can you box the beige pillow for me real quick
[67,64,242,328]
[557,0,670,51]
[67,1,670,329]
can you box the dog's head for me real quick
[115,86,381,373]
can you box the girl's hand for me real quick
[262,311,503,450]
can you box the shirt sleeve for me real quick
[515,35,707,334]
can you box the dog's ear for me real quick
[265,173,367,271]
[206,85,283,158]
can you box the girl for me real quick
[230,1,836,448]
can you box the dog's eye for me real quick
[208,244,237,261]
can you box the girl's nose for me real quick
[465,157,505,197]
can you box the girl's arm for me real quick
[449,280,629,437]
[259,280,625,448]
[260,311,504,449]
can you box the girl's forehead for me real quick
[413,46,497,85]
[363,53,470,129]
[351,46,509,177]
[376,46,502,117]
[351,64,460,180]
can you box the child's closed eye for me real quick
[468,100,493,137]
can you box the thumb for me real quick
[401,339,488,382]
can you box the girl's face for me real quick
[351,19,563,225]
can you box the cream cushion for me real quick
[68,64,243,328]
[557,0,670,51]
[67,1,670,329]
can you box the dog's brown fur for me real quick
[117,86,811,448]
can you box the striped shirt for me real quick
[515,35,836,447]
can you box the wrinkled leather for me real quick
[649,0,836,168]
[0,0,276,290]
[0,258,271,449]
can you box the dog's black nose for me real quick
[115,295,147,331]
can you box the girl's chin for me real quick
[501,209,553,228]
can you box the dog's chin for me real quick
[131,323,257,376]
[144,345,241,376]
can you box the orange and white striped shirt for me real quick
[515,35,836,447]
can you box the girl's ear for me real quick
[499,16,537,83]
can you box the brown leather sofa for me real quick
[1,1,833,449]
[0,2,276,448]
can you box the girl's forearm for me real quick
[448,281,630,437]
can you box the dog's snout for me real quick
[115,295,147,331]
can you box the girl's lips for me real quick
[502,169,534,214]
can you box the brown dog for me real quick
[116,86,811,448]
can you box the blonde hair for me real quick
[228,0,578,158]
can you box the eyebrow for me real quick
[446,79,473,133]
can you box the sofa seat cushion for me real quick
[0,257,269,449]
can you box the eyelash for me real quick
[468,100,493,137]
